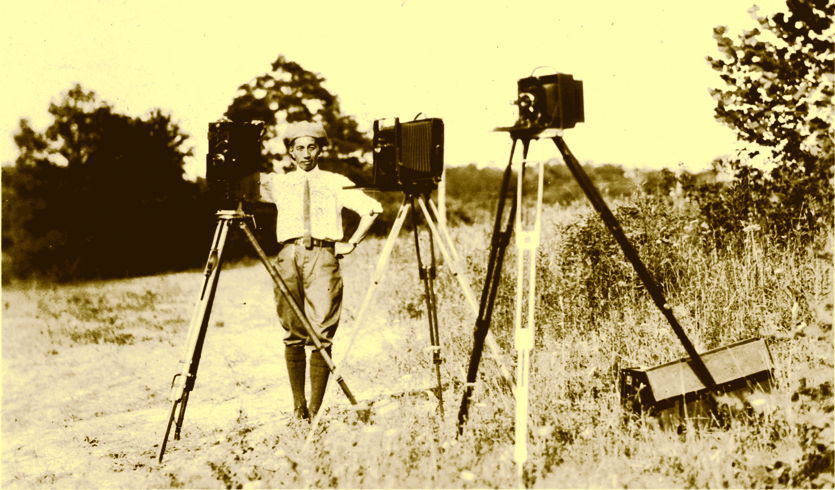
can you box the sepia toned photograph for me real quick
[1,0,832,488]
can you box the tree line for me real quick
[1,81,688,285]
[3,0,831,283]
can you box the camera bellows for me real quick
[371,117,444,191]
[399,121,434,173]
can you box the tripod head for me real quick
[216,201,246,216]
[214,201,260,235]
[398,180,438,199]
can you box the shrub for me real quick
[556,193,701,326]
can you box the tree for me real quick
[640,168,678,197]
[2,85,209,282]
[225,55,371,175]
[224,55,383,238]
[705,0,834,241]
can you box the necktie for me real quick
[303,176,312,248]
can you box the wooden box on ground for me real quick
[620,337,775,429]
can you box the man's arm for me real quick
[335,212,379,257]
[334,175,383,257]
[349,212,379,245]
[259,158,293,203]
[259,172,275,203]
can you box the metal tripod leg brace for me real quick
[513,141,545,480]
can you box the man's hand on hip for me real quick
[335,241,357,258]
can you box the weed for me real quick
[25,279,186,346]
[208,461,240,489]
[4,192,831,488]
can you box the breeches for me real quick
[273,242,343,348]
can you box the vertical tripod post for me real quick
[513,140,544,479]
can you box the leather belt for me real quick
[283,237,335,249]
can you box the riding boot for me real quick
[284,345,309,420]
[309,346,331,420]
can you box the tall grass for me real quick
[216,193,830,488]
[3,192,831,488]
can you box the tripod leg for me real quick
[428,196,460,265]
[338,196,411,365]
[458,139,524,432]
[412,197,444,419]
[417,197,478,310]
[157,399,179,463]
[418,199,516,396]
[426,268,444,419]
[552,136,716,388]
[173,391,190,441]
[158,216,231,463]
[420,193,518,398]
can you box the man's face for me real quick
[289,136,320,172]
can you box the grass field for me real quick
[2,200,832,488]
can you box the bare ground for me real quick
[2,259,415,488]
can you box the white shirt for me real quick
[260,167,382,243]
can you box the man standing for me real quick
[260,121,382,421]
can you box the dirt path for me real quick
[2,261,410,488]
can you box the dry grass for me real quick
[1,200,832,488]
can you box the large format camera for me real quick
[206,120,265,202]
[499,73,584,133]
[371,117,444,191]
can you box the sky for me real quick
[1,0,787,180]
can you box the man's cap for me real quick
[283,121,329,150]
